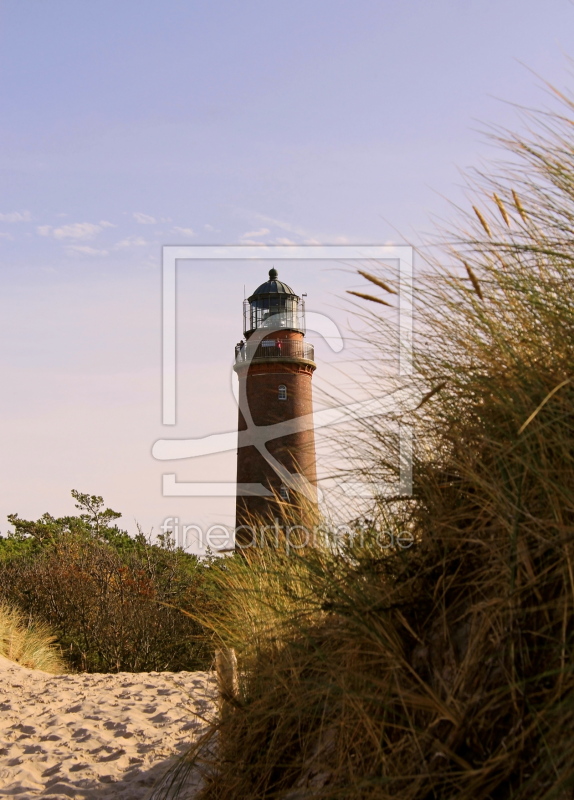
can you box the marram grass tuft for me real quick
[0,602,67,674]
[162,85,574,800]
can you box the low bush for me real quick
[0,492,216,673]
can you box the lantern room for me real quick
[243,268,305,339]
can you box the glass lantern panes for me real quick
[244,295,305,337]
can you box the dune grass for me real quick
[152,87,574,799]
[0,602,67,674]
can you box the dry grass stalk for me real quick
[0,602,67,673]
[463,261,483,299]
[472,205,492,237]
[512,188,528,222]
[357,269,398,294]
[493,192,511,227]
[346,290,392,306]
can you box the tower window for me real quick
[278,384,287,401]
[279,485,289,500]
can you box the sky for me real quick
[1,0,573,550]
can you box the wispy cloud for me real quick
[115,236,149,248]
[239,227,273,245]
[235,210,325,243]
[37,222,103,240]
[253,214,308,237]
[172,227,196,238]
[0,210,31,223]
[66,245,109,257]
[0,232,14,240]
[133,212,157,225]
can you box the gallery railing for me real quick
[235,340,314,363]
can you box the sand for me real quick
[0,655,217,799]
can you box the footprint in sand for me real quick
[0,661,217,798]
[14,725,36,737]
[98,748,126,762]
[42,763,62,777]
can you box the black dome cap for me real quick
[249,268,298,299]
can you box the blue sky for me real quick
[1,0,573,546]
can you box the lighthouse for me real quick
[234,268,317,544]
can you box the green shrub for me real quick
[0,492,216,673]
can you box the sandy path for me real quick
[0,656,216,799]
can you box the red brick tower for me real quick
[234,268,317,542]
